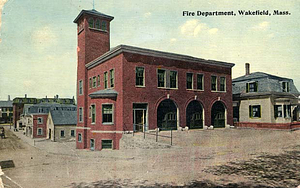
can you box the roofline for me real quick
[233,72,293,82]
[234,91,300,100]
[86,45,235,70]
[73,9,114,23]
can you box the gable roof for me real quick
[73,9,114,23]
[50,110,77,125]
[233,72,292,82]
[86,44,235,70]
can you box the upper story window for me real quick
[170,71,178,89]
[89,78,92,89]
[246,82,258,92]
[110,69,114,88]
[220,77,226,92]
[79,80,83,95]
[187,73,193,89]
[91,104,96,124]
[92,76,97,88]
[282,82,290,92]
[38,117,43,124]
[95,19,101,29]
[104,72,108,89]
[102,104,113,124]
[249,105,261,118]
[136,67,145,86]
[97,75,100,86]
[211,76,217,91]
[79,107,83,122]
[157,69,166,88]
[101,21,107,31]
[88,18,94,28]
[197,74,203,90]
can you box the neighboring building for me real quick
[233,63,300,129]
[21,103,76,139]
[74,9,235,151]
[13,95,75,129]
[0,95,13,124]
[47,110,77,142]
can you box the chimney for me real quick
[8,95,10,101]
[245,63,250,75]
[25,94,27,98]
[56,95,59,99]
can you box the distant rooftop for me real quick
[50,110,77,125]
[233,72,292,82]
[0,101,13,108]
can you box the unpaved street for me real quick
[1,127,300,188]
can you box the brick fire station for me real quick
[74,9,235,151]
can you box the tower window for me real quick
[95,19,101,29]
[97,75,100,86]
[102,104,113,124]
[88,18,94,28]
[92,76,96,88]
[101,21,107,31]
[110,69,114,88]
[104,72,108,89]
[79,80,83,95]
[89,78,92,89]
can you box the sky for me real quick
[0,0,299,100]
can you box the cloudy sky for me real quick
[0,0,299,100]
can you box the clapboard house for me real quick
[233,63,300,129]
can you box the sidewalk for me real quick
[11,128,46,147]
[9,128,78,156]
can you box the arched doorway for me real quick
[186,100,204,129]
[211,101,226,128]
[157,99,178,130]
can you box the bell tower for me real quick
[74,9,114,64]
[74,9,114,149]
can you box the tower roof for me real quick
[73,9,114,23]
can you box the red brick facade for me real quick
[75,10,234,151]
[32,114,48,138]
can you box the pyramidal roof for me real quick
[73,9,114,23]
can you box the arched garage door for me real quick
[157,99,178,130]
[186,100,204,129]
[211,101,226,128]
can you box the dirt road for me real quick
[0,127,300,187]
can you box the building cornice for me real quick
[85,45,235,70]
